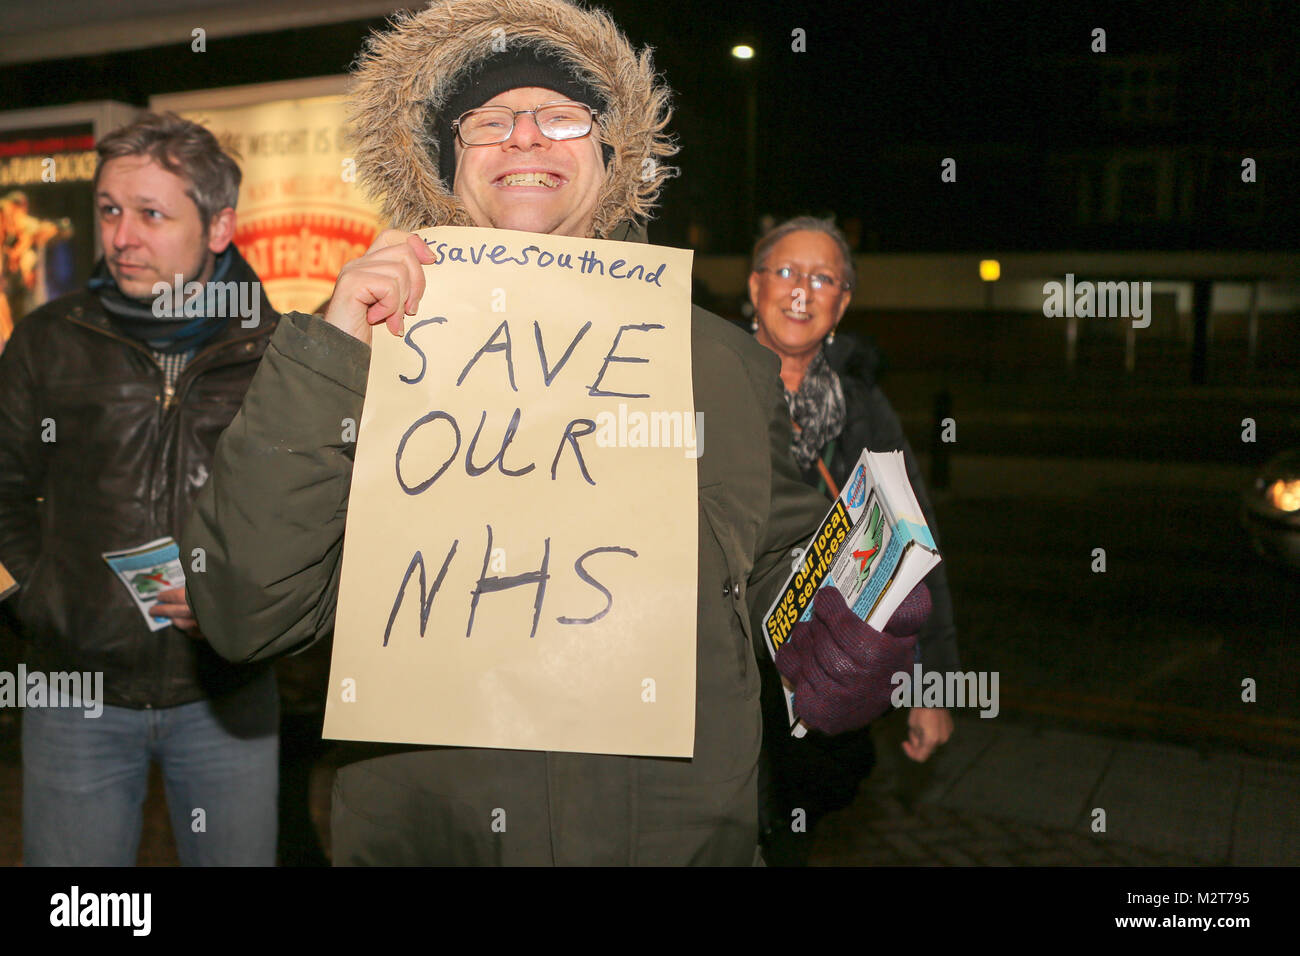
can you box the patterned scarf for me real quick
[785,347,846,470]
[89,247,235,354]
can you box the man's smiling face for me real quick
[452,86,605,238]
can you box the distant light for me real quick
[979,259,1001,282]
[731,45,755,60]
[1268,478,1300,512]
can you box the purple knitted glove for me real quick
[775,582,931,736]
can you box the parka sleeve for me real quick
[182,312,370,663]
[744,366,832,640]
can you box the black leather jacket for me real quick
[0,247,278,708]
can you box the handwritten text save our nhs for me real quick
[428,239,668,286]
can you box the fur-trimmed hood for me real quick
[348,0,677,239]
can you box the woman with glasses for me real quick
[746,215,960,866]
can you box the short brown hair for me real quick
[94,112,241,231]
[750,215,856,292]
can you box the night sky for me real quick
[2,0,1296,251]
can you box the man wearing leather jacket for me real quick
[0,112,280,866]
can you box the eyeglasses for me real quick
[755,265,849,292]
[452,102,599,147]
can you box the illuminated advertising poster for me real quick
[177,94,383,315]
[0,123,97,344]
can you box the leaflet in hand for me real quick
[761,449,942,734]
[102,537,187,632]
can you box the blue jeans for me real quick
[22,675,279,866]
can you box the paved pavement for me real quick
[808,709,1300,866]
[4,707,1295,865]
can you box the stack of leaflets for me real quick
[761,449,942,735]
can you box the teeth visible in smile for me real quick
[499,172,559,187]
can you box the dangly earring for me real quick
[826,326,836,345]
[750,318,758,332]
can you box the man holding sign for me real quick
[184,0,924,865]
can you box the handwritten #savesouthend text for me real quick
[323,227,699,757]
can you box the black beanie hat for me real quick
[435,45,609,187]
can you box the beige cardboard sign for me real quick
[324,227,698,756]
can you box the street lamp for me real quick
[732,43,757,248]
[979,258,1000,382]
[979,258,999,310]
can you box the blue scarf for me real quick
[89,247,235,354]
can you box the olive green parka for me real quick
[182,0,827,865]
